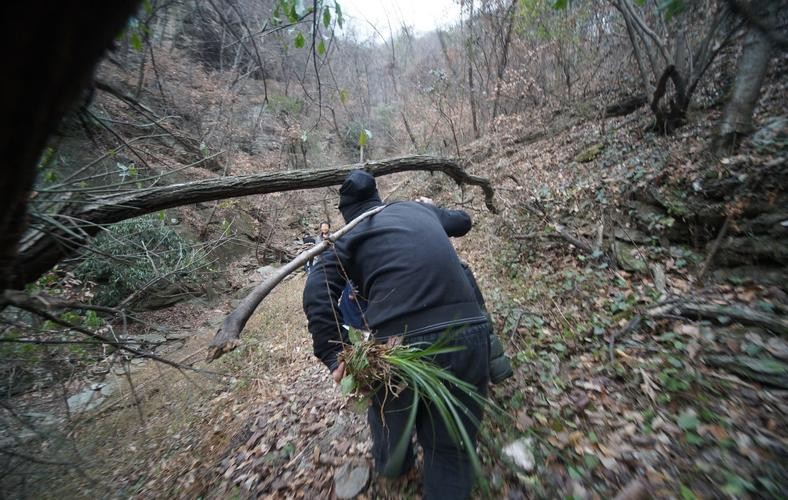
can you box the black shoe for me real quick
[489,334,513,384]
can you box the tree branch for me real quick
[2,290,212,372]
[12,156,496,289]
[207,205,387,361]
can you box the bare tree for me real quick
[610,0,739,132]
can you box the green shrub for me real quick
[74,215,206,306]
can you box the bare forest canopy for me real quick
[1,0,787,497]
[0,0,784,295]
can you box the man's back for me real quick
[303,174,485,370]
[332,201,482,335]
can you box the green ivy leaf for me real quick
[679,484,698,500]
[335,2,344,27]
[685,432,703,445]
[294,32,305,48]
[359,129,371,147]
[339,89,348,104]
[287,2,299,22]
[658,0,685,20]
[322,6,331,27]
[348,326,362,346]
[130,31,143,51]
[567,465,583,480]
[317,40,326,56]
[677,411,699,431]
[43,170,58,184]
[340,374,355,395]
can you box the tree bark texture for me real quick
[467,0,480,139]
[715,0,775,151]
[0,1,140,292]
[604,94,648,118]
[13,156,497,289]
[491,0,518,121]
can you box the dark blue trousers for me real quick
[367,323,490,500]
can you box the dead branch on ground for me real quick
[648,301,788,336]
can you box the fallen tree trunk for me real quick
[207,206,386,361]
[13,155,496,289]
[604,94,647,118]
[705,354,788,389]
[649,301,788,336]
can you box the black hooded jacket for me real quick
[303,170,487,371]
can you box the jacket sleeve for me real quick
[428,205,473,237]
[303,249,347,372]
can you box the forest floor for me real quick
[7,59,788,499]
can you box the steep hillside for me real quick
[10,54,786,498]
[2,2,787,497]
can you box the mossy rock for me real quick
[575,142,605,163]
[614,242,648,273]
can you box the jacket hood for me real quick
[339,170,382,222]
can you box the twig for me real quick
[697,214,731,282]
[507,310,524,347]
[3,291,213,374]
[551,222,595,253]
[609,314,642,363]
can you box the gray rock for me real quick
[99,381,117,397]
[614,242,648,273]
[334,462,370,499]
[67,388,104,413]
[503,437,535,473]
[614,227,651,243]
[257,265,277,280]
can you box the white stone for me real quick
[503,437,535,473]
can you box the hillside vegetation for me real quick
[1,1,786,498]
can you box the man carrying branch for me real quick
[303,170,490,499]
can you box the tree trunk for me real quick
[615,0,654,97]
[491,0,518,122]
[715,0,774,152]
[0,1,140,293]
[467,0,480,139]
[13,156,497,290]
[651,65,688,133]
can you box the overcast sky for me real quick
[339,0,462,41]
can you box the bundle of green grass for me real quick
[338,328,490,476]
